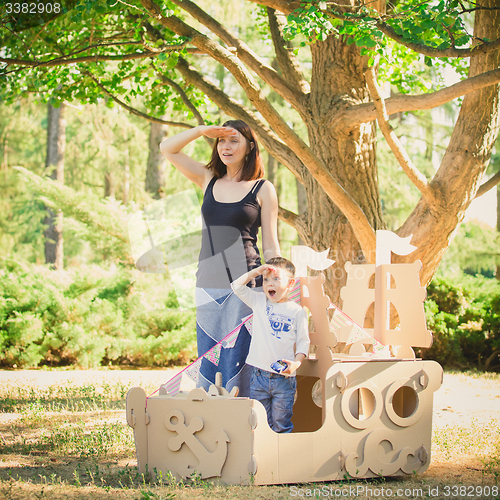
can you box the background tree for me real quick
[43,102,66,269]
[1,0,500,302]
[145,122,168,198]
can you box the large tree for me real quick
[2,0,500,302]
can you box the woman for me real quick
[160,120,280,396]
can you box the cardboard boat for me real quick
[127,236,442,484]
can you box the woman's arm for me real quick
[258,180,281,262]
[160,125,236,189]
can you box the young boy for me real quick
[231,257,310,433]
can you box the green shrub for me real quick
[420,273,500,371]
[0,259,196,368]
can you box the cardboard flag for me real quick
[288,277,301,304]
[222,325,241,349]
[290,246,335,277]
[184,358,202,384]
[160,372,182,396]
[204,343,222,366]
[376,230,417,266]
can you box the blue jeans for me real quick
[250,367,297,433]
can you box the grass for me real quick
[433,418,500,461]
[0,370,499,499]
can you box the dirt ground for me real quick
[0,368,499,498]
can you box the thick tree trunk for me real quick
[304,36,385,304]
[43,103,65,270]
[145,121,168,198]
[398,0,500,286]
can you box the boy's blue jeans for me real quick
[250,366,297,433]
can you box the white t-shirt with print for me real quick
[231,283,310,375]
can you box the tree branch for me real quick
[155,69,213,146]
[476,170,500,198]
[334,68,500,131]
[0,46,195,72]
[267,8,310,95]
[245,0,301,13]
[365,67,439,207]
[375,21,500,59]
[156,72,204,126]
[84,70,193,128]
[278,206,309,244]
[169,0,307,114]
[140,3,312,164]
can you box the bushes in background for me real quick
[420,273,500,371]
[0,260,196,368]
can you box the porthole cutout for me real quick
[341,381,382,429]
[348,388,375,420]
[392,386,417,418]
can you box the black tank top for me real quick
[196,177,266,288]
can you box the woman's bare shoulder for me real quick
[257,179,278,202]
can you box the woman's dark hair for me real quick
[206,120,264,180]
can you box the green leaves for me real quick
[0,0,195,123]
[284,4,337,46]
[283,0,474,63]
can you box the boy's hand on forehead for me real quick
[261,265,277,276]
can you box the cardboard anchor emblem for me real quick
[165,409,230,479]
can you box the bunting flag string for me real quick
[221,326,241,349]
[329,306,354,330]
[160,372,182,397]
[153,277,390,400]
[289,278,301,304]
[152,314,256,398]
